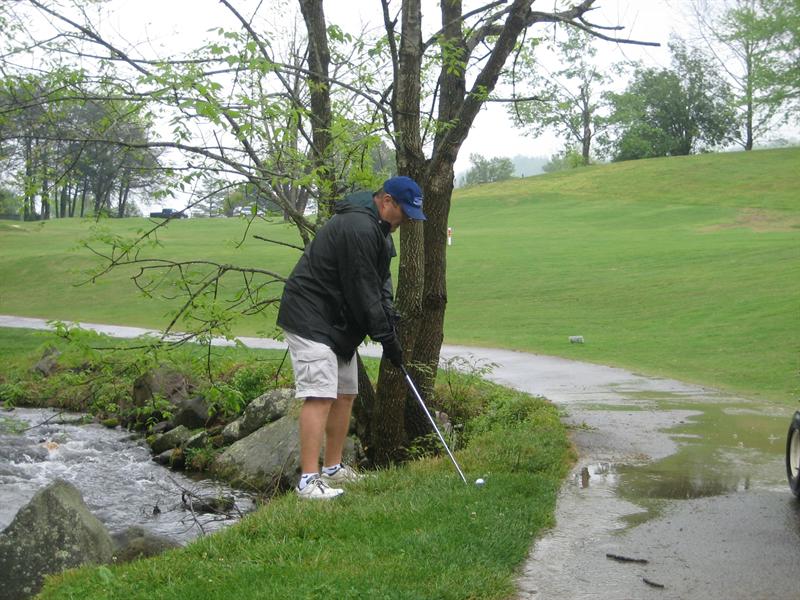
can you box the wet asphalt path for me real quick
[2,316,798,599]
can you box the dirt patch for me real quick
[699,208,800,233]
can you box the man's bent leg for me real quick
[324,393,355,467]
[299,397,334,475]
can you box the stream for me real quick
[0,407,255,544]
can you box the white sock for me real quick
[298,472,319,490]
[322,464,341,476]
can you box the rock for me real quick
[111,526,180,563]
[184,430,208,450]
[148,420,171,435]
[149,424,192,454]
[171,396,210,429]
[101,417,119,428]
[221,418,243,444]
[0,479,113,600]
[151,447,185,469]
[181,492,235,514]
[212,414,358,493]
[132,367,192,406]
[213,415,300,492]
[152,449,173,466]
[221,389,297,445]
[32,347,60,377]
[238,389,296,437]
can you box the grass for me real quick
[2,148,797,402]
[40,439,570,600]
[445,149,799,402]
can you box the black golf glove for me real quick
[381,336,403,369]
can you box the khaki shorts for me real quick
[284,331,358,399]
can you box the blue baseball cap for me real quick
[383,176,426,221]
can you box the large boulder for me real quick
[32,347,60,377]
[132,367,192,406]
[171,396,211,429]
[0,479,113,600]
[212,413,359,493]
[221,389,296,444]
[212,415,300,492]
[239,389,295,436]
[222,388,294,444]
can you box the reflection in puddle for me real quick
[577,462,618,489]
[599,401,787,504]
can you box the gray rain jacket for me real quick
[276,195,397,359]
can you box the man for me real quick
[277,175,426,499]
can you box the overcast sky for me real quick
[99,0,690,175]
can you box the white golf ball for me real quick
[475,478,485,486]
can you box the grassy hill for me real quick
[1,147,798,402]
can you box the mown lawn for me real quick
[1,147,798,401]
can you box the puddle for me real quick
[617,401,788,504]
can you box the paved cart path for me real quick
[2,315,797,599]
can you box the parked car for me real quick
[149,208,186,219]
[786,411,800,497]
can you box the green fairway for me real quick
[1,147,798,401]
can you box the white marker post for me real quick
[447,226,453,246]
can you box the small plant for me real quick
[130,394,174,431]
[206,382,246,419]
[434,355,498,430]
[185,444,219,471]
[0,382,26,408]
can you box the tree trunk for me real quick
[744,44,754,151]
[79,177,88,217]
[581,85,592,165]
[370,0,427,465]
[370,0,539,462]
[23,137,34,221]
[298,0,336,219]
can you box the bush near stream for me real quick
[0,325,290,429]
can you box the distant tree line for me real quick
[508,0,798,166]
[0,72,162,220]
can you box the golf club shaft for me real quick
[401,366,468,485]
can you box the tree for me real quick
[509,27,607,165]
[690,0,800,150]
[0,185,21,217]
[604,40,736,161]
[0,0,656,463]
[0,72,163,219]
[542,146,585,172]
[300,1,657,462]
[462,153,515,186]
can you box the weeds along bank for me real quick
[1,327,572,599]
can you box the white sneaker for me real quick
[321,464,363,486]
[295,476,344,500]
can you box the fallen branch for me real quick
[606,552,649,564]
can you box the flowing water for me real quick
[0,407,255,544]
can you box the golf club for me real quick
[400,365,468,485]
